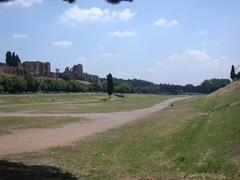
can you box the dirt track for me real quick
[0,96,190,156]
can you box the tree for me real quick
[107,73,114,98]
[15,55,21,65]
[55,68,60,78]
[0,74,27,93]
[5,51,21,67]
[64,67,70,73]
[230,65,236,81]
[200,78,230,94]
[0,0,133,4]
[24,75,40,92]
[236,72,240,80]
[11,52,16,66]
[106,0,133,4]
[5,51,12,66]
[115,83,133,93]
[62,73,71,81]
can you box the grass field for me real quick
[0,93,171,113]
[1,82,240,179]
[0,93,170,136]
[0,116,82,136]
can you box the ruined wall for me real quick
[70,64,83,79]
[69,64,99,84]
[0,61,99,85]
[0,63,17,75]
[23,61,51,77]
[83,73,99,85]
[0,61,51,77]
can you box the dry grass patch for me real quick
[0,116,82,136]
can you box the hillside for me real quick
[208,80,240,98]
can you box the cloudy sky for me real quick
[0,0,240,85]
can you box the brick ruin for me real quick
[0,61,99,85]
[23,61,51,77]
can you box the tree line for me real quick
[0,74,231,94]
[100,78,231,95]
[0,74,96,93]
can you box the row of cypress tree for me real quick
[5,51,21,67]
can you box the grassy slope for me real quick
[2,82,240,179]
[0,93,170,113]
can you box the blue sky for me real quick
[0,0,240,85]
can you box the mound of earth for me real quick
[208,80,240,98]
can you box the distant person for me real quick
[52,97,55,102]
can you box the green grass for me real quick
[0,93,171,113]
[0,116,82,135]
[3,91,240,179]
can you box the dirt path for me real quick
[0,96,190,156]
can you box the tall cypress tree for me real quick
[5,51,12,66]
[230,65,236,81]
[107,73,114,99]
[11,52,16,66]
[15,55,21,65]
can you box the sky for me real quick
[0,0,240,85]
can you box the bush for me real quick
[114,83,133,93]
[0,74,27,93]
[24,75,39,92]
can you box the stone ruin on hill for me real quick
[0,61,99,85]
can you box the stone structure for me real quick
[68,64,99,85]
[70,64,83,79]
[22,61,51,77]
[0,61,99,85]
[0,63,17,75]
[0,61,51,77]
[82,73,100,85]
[0,63,25,76]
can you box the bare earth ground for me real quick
[0,96,190,156]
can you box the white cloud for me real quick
[118,9,136,21]
[149,49,237,85]
[167,49,210,62]
[52,40,72,47]
[60,6,135,25]
[183,49,210,61]
[153,18,179,28]
[4,0,42,7]
[108,30,137,37]
[12,34,29,39]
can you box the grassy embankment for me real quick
[2,81,240,179]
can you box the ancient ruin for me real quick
[22,61,51,77]
[0,61,99,84]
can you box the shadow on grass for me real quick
[0,160,77,180]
